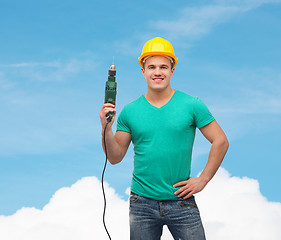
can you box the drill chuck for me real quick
[108,64,116,76]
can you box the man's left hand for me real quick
[173,177,208,199]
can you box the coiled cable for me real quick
[101,121,112,240]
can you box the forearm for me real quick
[102,126,123,165]
[199,138,229,184]
[174,121,229,199]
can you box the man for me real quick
[99,37,229,240]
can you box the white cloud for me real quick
[0,177,130,240]
[152,0,281,40]
[0,61,61,68]
[153,5,239,40]
[0,52,99,83]
[215,0,281,10]
[0,169,280,240]
[197,168,281,240]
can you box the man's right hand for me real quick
[99,103,116,130]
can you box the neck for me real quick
[145,87,175,107]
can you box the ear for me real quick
[141,68,145,77]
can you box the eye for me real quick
[161,65,168,69]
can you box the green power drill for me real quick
[104,58,117,123]
[102,59,117,240]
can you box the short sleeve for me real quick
[193,97,215,128]
[116,107,131,133]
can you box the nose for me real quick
[154,67,161,76]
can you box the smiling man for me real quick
[99,37,229,240]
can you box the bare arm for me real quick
[100,103,131,165]
[174,120,229,199]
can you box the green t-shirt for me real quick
[117,90,214,200]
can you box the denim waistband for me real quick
[130,191,195,201]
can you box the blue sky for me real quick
[1,0,281,218]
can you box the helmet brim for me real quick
[138,52,178,68]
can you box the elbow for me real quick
[109,160,121,165]
[214,135,229,152]
[108,152,124,165]
[108,157,121,165]
[222,136,229,152]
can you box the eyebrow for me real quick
[147,64,169,68]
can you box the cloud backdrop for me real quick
[0,168,280,240]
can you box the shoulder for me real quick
[118,95,144,121]
[174,91,212,117]
[174,90,198,104]
[121,95,145,112]
[117,95,145,131]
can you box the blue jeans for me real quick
[129,192,206,240]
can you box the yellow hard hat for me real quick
[138,37,178,68]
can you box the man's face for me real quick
[141,55,175,93]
